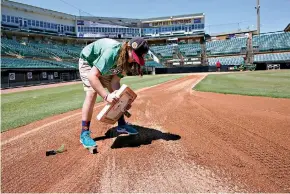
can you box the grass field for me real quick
[194,70,290,99]
[1,74,185,132]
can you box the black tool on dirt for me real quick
[46,144,66,156]
[46,150,57,156]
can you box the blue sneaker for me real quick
[117,124,138,135]
[80,131,97,148]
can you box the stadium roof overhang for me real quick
[284,24,290,32]
[144,33,205,43]
[141,13,204,23]
[210,29,258,37]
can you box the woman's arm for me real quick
[111,75,121,91]
[88,66,118,103]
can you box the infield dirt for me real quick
[1,75,290,192]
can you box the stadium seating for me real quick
[254,52,290,62]
[150,45,174,58]
[1,38,50,58]
[208,56,244,66]
[55,44,83,58]
[28,42,74,59]
[1,58,59,68]
[1,38,84,59]
[253,32,290,52]
[206,37,247,55]
[178,43,201,57]
[208,52,290,66]
[145,60,164,68]
[2,34,289,71]
[151,38,247,58]
[1,57,77,69]
[42,60,78,69]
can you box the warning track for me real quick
[1,75,290,192]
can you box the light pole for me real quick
[255,0,260,34]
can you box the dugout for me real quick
[1,68,80,89]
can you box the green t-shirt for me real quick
[80,38,123,77]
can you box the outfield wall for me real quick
[155,66,209,74]
[1,69,80,89]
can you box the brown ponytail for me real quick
[116,41,139,75]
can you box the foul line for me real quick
[1,103,105,146]
[191,74,207,89]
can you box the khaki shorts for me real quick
[79,58,113,92]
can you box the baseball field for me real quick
[1,71,290,192]
[1,74,184,132]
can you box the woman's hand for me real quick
[105,91,119,104]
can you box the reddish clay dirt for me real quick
[1,81,82,94]
[1,75,290,193]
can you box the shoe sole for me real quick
[80,140,97,148]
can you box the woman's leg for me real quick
[81,90,98,131]
[79,58,97,147]
[109,75,138,135]
[80,89,98,147]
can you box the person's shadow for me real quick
[93,125,181,149]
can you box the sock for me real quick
[81,121,91,134]
[118,115,126,126]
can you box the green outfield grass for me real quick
[194,70,290,99]
[1,74,185,132]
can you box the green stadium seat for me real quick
[254,53,290,62]
[145,60,163,68]
[208,56,244,66]
[253,32,290,52]
[1,38,50,58]
[0,57,77,69]
[206,37,247,56]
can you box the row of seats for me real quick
[1,38,83,59]
[150,32,290,58]
[254,52,290,62]
[2,52,289,69]
[150,38,247,58]
[28,42,73,59]
[208,56,244,66]
[207,37,247,55]
[1,38,49,58]
[1,57,77,69]
[208,52,290,66]
[150,45,174,58]
[3,32,290,60]
[178,43,201,57]
[145,60,164,68]
[253,32,290,51]
[1,57,163,69]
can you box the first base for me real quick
[96,84,137,124]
